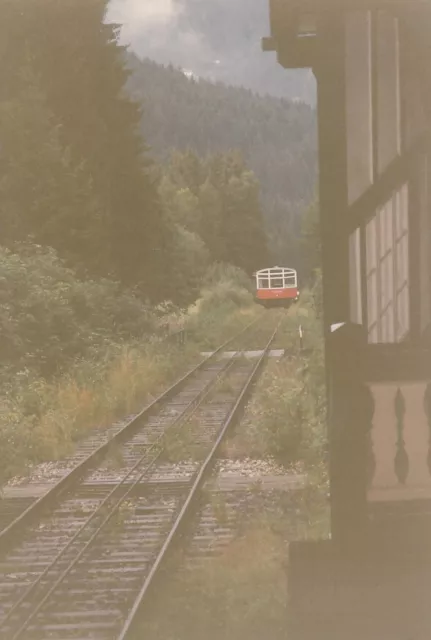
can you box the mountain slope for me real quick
[108,0,316,103]
[127,54,317,229]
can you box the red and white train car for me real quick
[254,266,299,308]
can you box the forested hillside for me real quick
[1,0,271,308]
[1,0,317,318]
[0,2,325,576]
[159,150,268,303]
[108,0,316,103]
[126,55,317,266]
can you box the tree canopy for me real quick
[126,54,317,271]
[1,0,167,295]
[0,0,315,304]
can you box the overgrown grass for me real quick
[142,496,329,640]
[0,264,260,486]
[141,520,288,640]
[162,416,205,463]
[185,263,261,349]
[186,301,260,350]
[139,287,329,640]
[225,294,326,469]
[0,339,201,483]
[224,354,326,467]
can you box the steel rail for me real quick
[0,354,240,639]
[0,321,278,639]
[5,358,246,640]
[117,321,280,639]
[0,314,263,550]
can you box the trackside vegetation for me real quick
[1,0,317,484]
[0,250,260,486]
[139,282,328,640]
[1,7,324,635]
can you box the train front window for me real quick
[284,274,296,287]
[271,277,284,288]
[258,277,269,288]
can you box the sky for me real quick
[105,0,316,102]
[107,0,180,45]
[106,0,211,70]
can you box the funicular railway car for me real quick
[255,266,299,308]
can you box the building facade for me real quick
[263,1,431,637]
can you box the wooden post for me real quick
[327,322,372,547]
[314,13,350,330]
[313,13,367,548]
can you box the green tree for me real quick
[206,152,268,273]
[198,179,225,261]
[167,225,210,304]
[126,53,317,264]
[159,176,201,233]
[0,243,154,377]
[0,67,106,271]
[1,0,170,296]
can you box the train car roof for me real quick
[255,266,297,274]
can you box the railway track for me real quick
[0,318,279,640]
[0,316,266,535]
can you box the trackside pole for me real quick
[299,324,303,351]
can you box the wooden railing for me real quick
[327,323,431,543]
[359,345,431,504]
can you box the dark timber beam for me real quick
[314,12,350,328]
[268,0,431,12]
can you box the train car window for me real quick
[271,277,284,288]
[284,274,296,287]
[256,267,298,293]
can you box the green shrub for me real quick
[228,294,326,468]
[141,523,288,640]
[195,281,254,315]
[203,262,253,292]
[184,262,259,348]
[0,338,203,483]
[0,247,265,485]
[0,243,156,377]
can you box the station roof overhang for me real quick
[262,0,431,68]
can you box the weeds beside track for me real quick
[0,318,280,640]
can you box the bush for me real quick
[0,243,155,377]
[142,523,288,640]
[228,291,326,468]
[0,338,204,484]
[195,263,254,316]
[194,281,254,315]
[184,262,259,348]
[0,248,265,485]
[203,262,253,292]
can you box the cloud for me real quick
[107,0,180,34]
[106,0,185,49]
[106,0,211,69]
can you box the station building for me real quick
[263,1,431,637]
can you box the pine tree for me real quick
[125,54,317,266]
[206,152,268,273]
[0,64,107,272]
[198,179,225,261]
[2,0,170,296]
[161,150,269,277]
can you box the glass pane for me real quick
[271,277,283,288]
